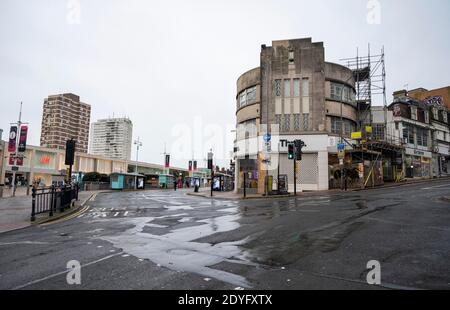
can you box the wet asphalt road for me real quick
[1,179,450,290]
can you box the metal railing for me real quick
[31,184,79,221]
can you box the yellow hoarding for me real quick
[351,132,362,140]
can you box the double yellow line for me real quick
[39,193,98,226]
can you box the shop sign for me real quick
[40,156,51,165]
[405,148,432,158]
[351,132,362,140]
[421,157,431,164]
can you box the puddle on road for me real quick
[99,211,252,288]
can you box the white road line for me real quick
[114,212,119,217]
[124,211,129,216]
[11,252,123,290]
[0,241,50,246]
[422,184,450,190]
[148,197,184,205]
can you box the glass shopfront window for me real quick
[33,151,56,170]
[239,159,258,189]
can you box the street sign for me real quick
[337,143,345,151]
[263,133,271,143]
[11,166,19,171]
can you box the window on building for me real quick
[302,79,309,97]
[246,86,256,104]
[237,119,257,139]
[239,92,246,108]
[411,106,418,120]
[238,86,257,108]
[331,118,342,135]
[331,117,355,137]
[330,83,342,101]
[284,80,291,98]
[293,79,300,97]
[424,111,429,123]
[443,111,448,123]
[403,124,414,144]
[294,114,301,131]
[432,107,438,120]
[373,124,385,140]
[343,87,349,103]
[275,80,281,97]
[330,82,355,105]
[417,128,428,147]
[289,51,294,64]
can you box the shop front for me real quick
[405,149,432,179]
[237,158,258,194]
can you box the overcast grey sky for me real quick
[1,0,449,169]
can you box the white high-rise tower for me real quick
[89,117,133,160]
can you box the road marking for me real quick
[147,197,185,205]
[11,252,123,290]
[39,205,90,227]
[422,184,450,190]
[114,212,119,217]
[124,211,129,216]
[0,241,50,246]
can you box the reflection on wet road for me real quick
[87,191,255,288]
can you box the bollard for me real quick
[31,187,36,221]
[243,172,247,199]
[50,185,55,216]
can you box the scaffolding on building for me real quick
[339,47,407,184]
[341,45,387,132]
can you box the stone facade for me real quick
[234,38,358,194]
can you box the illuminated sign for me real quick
[40,156,51,165]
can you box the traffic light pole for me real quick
[11,102,27,197]
[210,170,214,197]
[293,156,297,196]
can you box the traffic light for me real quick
[65,139,76,165]
[295,140,305,161]
[288,143,295,160]
[207,152,213,170]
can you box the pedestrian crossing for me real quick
[78,208,134,219]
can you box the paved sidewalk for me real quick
[0,186,31,198]
[0,190,97,234]
[187,176,450,200]
[186,188,339,200]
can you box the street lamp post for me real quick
[10,102,28,197]
[134,137,142,190]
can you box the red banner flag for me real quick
[8,126,17,153]
[18,125,28,152]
